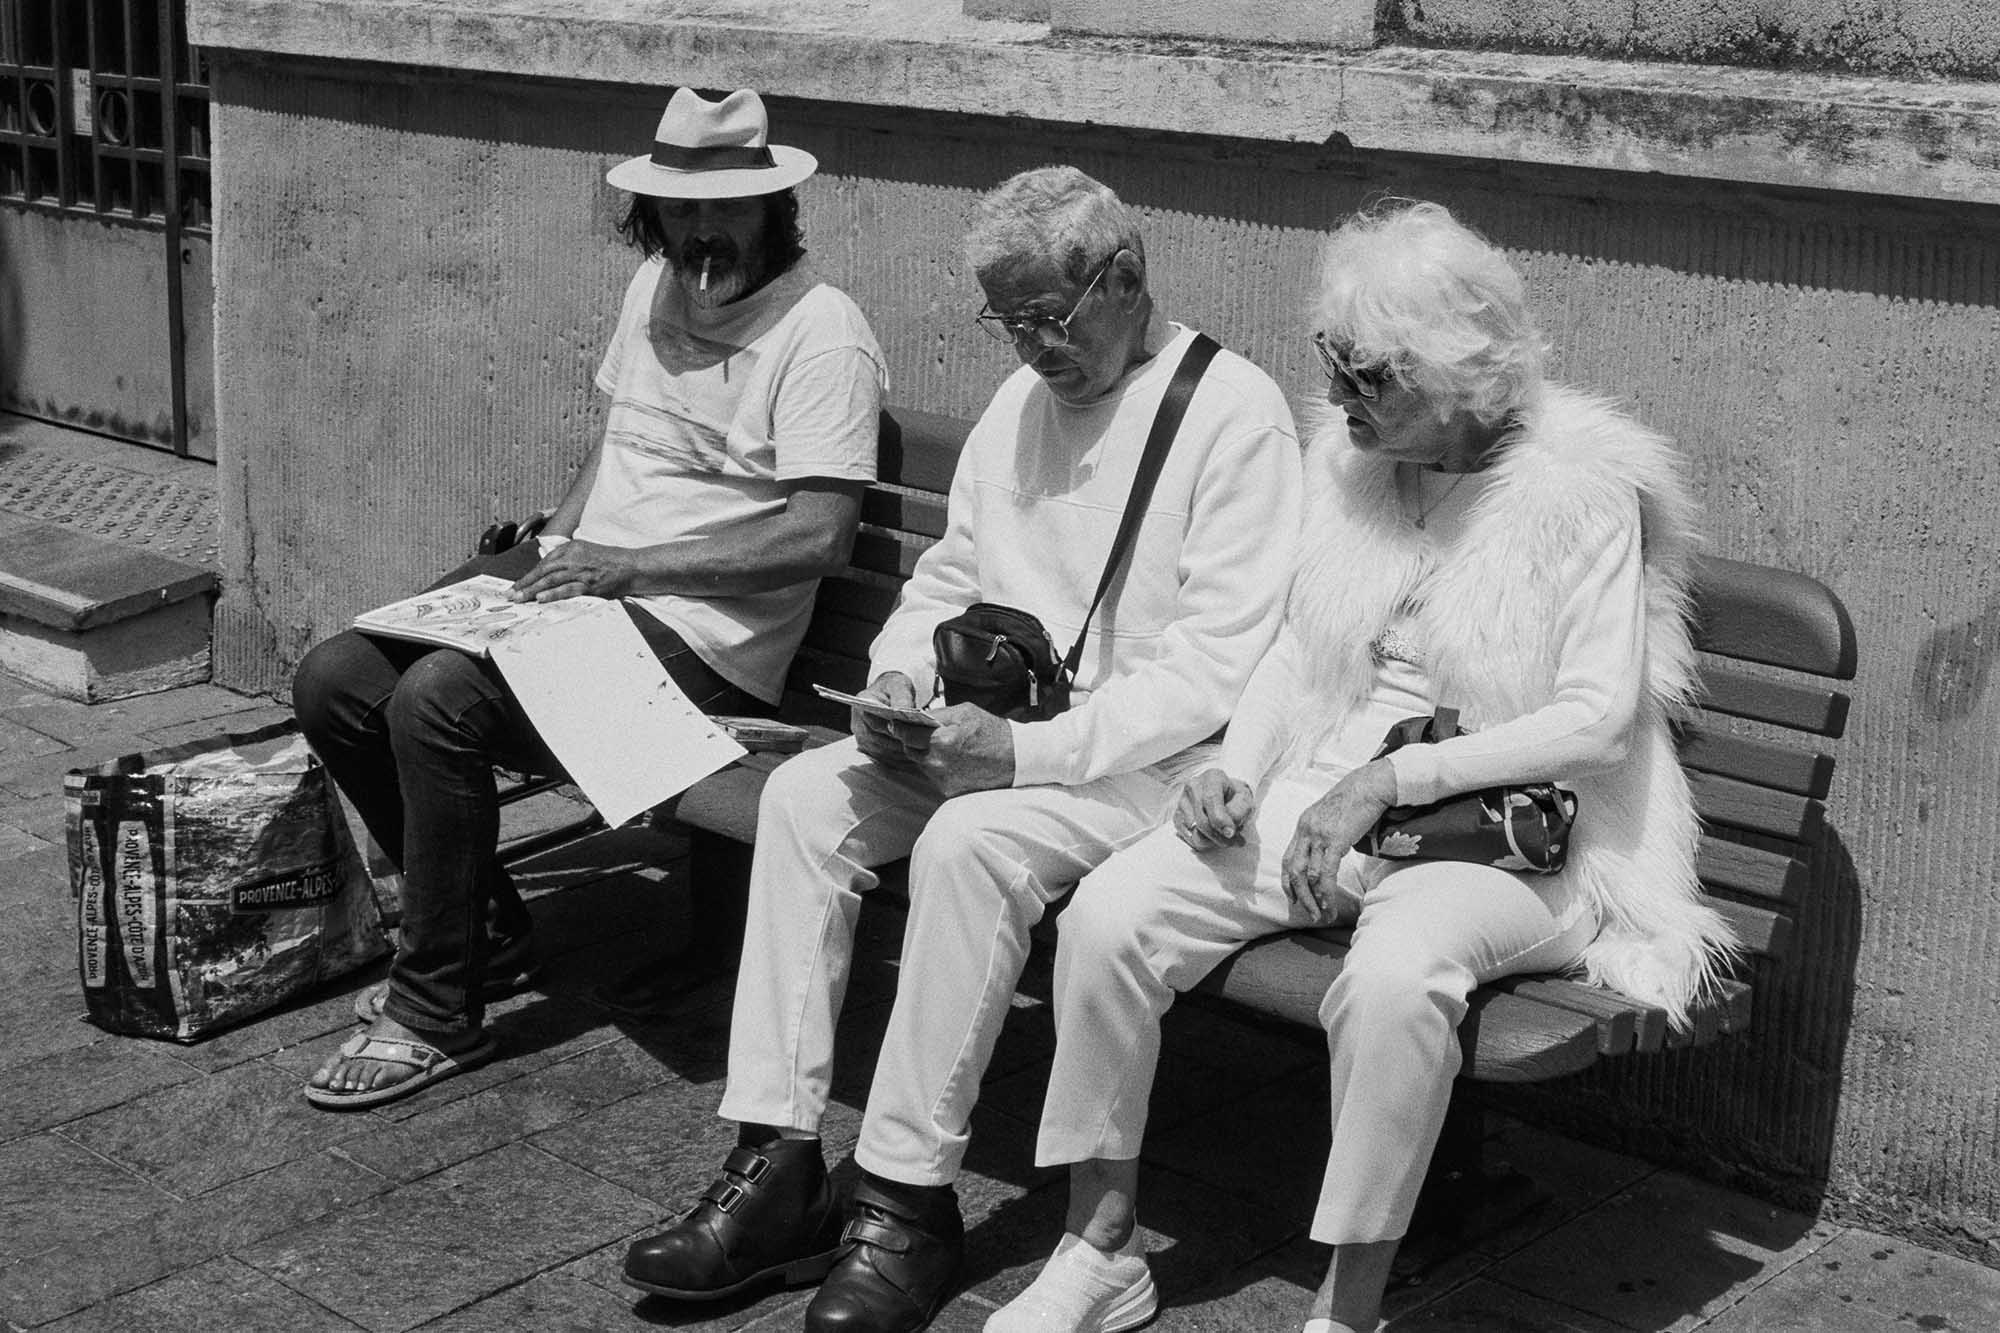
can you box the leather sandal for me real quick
[623,1138,844,1300]
[805,1174,964,1332]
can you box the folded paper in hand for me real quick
[354,576,744,827]
[811,683,939,728]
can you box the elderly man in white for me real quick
[622,166,1304,1333]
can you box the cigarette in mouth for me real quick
[700,256,711,293]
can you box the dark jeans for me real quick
[293,546,754,1040]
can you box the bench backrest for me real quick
[784,410,1858,1006]
[782,409,971,723]
[1680,556,1857,972]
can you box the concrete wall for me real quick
[1383,0,2000,79]
[203,52,2000,1264]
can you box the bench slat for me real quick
[1457,989,1602,1082]
[814,576,904,625]
[860,491,949,541]
[1677,725,1836,799]
[1698,835,1807,904]
[1696,662,1851,737]
[790,645,871,694]
[1688,770,1824,843]
[1192,931,1599,1082]
[1194,930,1348,1027]
[878,408,969,494]
[849,531,928,581]
[1689,555,1858,679]
[665,752,792,844]
[1489,977,1646,1055]
[780,687,850,729]
[800,609,885,664]
[1709,896,1791,961]
[1714,977,1754,1034]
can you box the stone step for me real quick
[0,514,218,701]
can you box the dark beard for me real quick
[668,238,764,309]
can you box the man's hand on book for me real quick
[507,540,638,603]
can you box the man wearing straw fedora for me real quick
[294,88,885,1110]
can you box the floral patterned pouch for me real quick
[1351,707,1578,875]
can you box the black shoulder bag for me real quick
[931,333,1222,721]
[1351,707,1580,874]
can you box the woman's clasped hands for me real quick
[1174,761,1400,921]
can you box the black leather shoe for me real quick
[804,1174,964,1332]
[623,1138,844,1300]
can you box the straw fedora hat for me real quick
[607,88,817,199]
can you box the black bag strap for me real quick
[1061,332,1222,681]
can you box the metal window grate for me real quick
[0,0,209,234]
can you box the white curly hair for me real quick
[1314,199,1546,424]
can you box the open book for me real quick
[352,575,608,656]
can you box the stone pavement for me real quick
[4,674,1999,1333]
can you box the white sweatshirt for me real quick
[869,324,1303,787]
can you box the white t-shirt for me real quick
[577,260,885,703]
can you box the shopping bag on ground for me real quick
[65,719,390,1041]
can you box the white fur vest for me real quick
[1285,384,1734,1028]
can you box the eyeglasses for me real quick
[1311,331,1393,401]
[975,256,1115,350]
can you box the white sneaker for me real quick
[985,1232,1158,1332]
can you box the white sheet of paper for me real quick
[490,603,745,829]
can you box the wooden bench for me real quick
[609,406,1858,1249]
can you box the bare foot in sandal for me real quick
[305,1016,496,1110]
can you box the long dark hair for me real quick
[617,189,806,277]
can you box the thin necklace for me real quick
[1407,466,1467,530]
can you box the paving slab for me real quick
[138,704,297,749]
[559,1227,819,1330]
[1387,1276,1629,1331]
[1156,1259,1333,1332]
[0,1131,180,1266]
[237,1142,657,1333]
[0,1036,201,1143]
[63,1058,378,1198]
[336,1038,676,1183]
[0,1148,389,1327]
[1701,1226,2000,1332]
[0,820,46,865]
[0,714,65,762]
[1494,1171,1839,1330]
[0,727,152,799]
[33,1255,360,1333]
[532,1078,790,1212]
[0,872,109,1065]
[0,682,271,747]
[410,1267,642,1331]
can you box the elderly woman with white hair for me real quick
[983,199,1734,1333]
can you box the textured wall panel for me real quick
[207,58,2000,1257]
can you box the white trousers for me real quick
[1039,773,1598,1245]
[717,737,1179,1186]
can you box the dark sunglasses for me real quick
[1310,332,1392,401]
